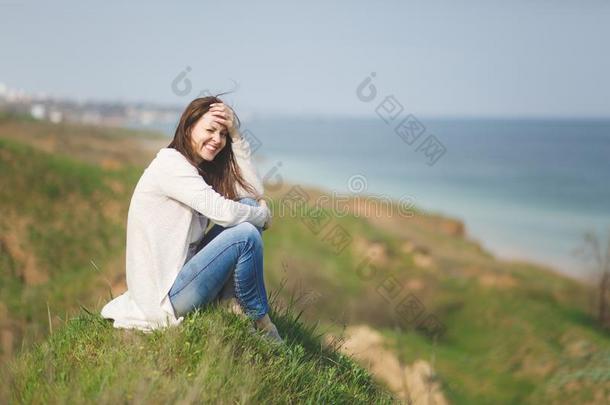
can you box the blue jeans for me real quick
[168,197,269,320]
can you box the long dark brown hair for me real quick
[167,95,257,200]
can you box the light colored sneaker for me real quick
[255,314,284,345]
[261,323,283,344]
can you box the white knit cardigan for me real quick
[100,134,269,332]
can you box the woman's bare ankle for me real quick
[255,313,273,330]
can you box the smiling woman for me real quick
[167,97,259,200]
[100,96,282,343]
[189,103,229,162]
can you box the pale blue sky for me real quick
[1,0,609,118]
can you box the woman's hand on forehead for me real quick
[208,102,238,139]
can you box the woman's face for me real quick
[189,111,228,163]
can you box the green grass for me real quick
[258,186,610,404]
[1,299,395,404]
[0,137,133,348]
[2,117,610,404]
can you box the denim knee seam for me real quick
[233,252,267,320]
[253,258,267,318]
[233,272,264,320]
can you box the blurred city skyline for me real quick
[1,0,609,119]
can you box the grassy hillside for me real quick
[0,137,129,356]
[0,114,167,358]
[1,301,394,404]
[260,186,610,404]
[1,115,608,404]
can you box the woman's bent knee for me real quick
[237,199,264,232]
[233,222,263,244]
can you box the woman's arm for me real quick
[230,129,264,199]
[154,151,270,228]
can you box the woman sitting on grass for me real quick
[101,96,282,343]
